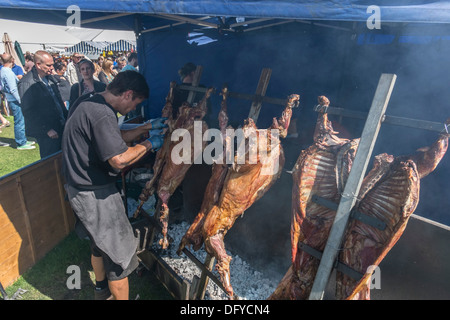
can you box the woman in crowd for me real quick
[98,59,115,85]
[54,61,71,109]
[94,56,104,81]
[69,59,106,107]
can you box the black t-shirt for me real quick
[62,94,128,188]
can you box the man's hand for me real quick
[149,128,163,136]
[147,117,168,130]
[147,134,164,151]
[47,129,59,139]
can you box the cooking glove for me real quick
[147,117,168,129]
[147,134,164,151]
[149,128,164,136]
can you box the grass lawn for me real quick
[3,233,173,300]
[0,115,41,177]
[1,115,173,300]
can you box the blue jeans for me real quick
[7,100,27,147]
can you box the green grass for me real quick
[4,232,173,300]
[0,116,41,177]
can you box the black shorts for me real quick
[77,219,139,281]
[67,184,140,282]
[90,239,139,281]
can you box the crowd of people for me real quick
[0,50,140,156]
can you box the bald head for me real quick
[34,50,55,77]
[34,50,52,64]
[0,53,13,65]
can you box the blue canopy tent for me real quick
[1,1,450,227]
[1,1,450,25]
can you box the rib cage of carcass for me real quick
[177,86,300,298]
[134,82,214,249]
[269,96,449,300]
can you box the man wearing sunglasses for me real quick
[67,52,83,86]
[18,50,68,158]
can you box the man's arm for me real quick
[120,117,168,144]
[120,122,152,144]
[18,76,35,119]
[108,139,153,170]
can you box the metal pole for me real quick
[308,73,397,300]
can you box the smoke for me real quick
[331,22,450,226]
[143,23,450,295]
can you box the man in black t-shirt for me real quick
[62,71,167,300]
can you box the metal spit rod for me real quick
[320,105,448,133]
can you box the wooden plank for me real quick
[16,175,36,266]
[19,160,67,260]
[0,153,74,287]
[248,68,272,122]
[0,180,28,232]
[0,254,22,284]
[0,226,24,256]
[309,73,397,300]
[0,179,34,287]
[178,84,287,105]
[54,159,71,235]
[229,91,286,106]
[187,65,203,105]
[0,153,58,184]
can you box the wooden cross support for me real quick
[187,65,203,104]
[248,68,272,122]
[176,67,285,124]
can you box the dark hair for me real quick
[107,70,149,100]
[178,62,196,80]
[128,52,138,62]
[54,61,66,72]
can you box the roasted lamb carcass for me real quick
[336,125,449,300]
[269,96,360,300]
[178,91,300,298]
[177,86,231,253]
[135,83,214,249]
[270,96,449,300]
[134,82,177,214]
